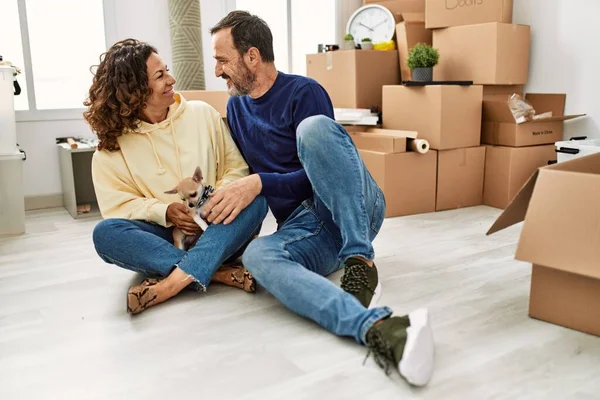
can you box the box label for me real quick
[532,130,553,136]
[445,0,484,10]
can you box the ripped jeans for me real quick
[92,196,268,290]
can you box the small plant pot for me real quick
[344,40,356,50]
[412,67,433,82]
[361,41,373,50]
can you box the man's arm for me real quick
[203,82,334,224]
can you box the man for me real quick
[202,11,435,386]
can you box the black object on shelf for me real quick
[402,80,474,86]
[569,136,587,141]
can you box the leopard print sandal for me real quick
[127,284,159,315]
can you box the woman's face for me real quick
[145,52,177,110]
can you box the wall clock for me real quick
[346,5,396,45]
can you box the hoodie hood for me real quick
[129,93,188,178]
[135,92,187,134]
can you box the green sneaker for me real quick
[340,258,382,308]
[365,309,435,387]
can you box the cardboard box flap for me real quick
[521,114,587,124]
[398,13,425,23]
[525,94,566,116]
[482,101,517,122]
[515,165,600,279]
[487,153,600,235]
[486,170,540,235]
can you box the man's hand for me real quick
[167,203,201,235]
[202,175,262,225]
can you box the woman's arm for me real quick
[92,150,170,226]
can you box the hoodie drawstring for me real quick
[143,122,183,180]
[145,132,166,175]
[170,123,183,181]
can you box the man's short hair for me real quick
[210,10,275,63]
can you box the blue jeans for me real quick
[242,115,393,345]
[93,196,268,290]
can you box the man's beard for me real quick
[222,61,256,96]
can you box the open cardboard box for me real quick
[487,152,600,336]
[482,94,586,147]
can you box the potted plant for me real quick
[344,33,355,50]
[407,43,440,82]
[361,37,372,50]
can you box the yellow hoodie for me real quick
[91,93,249,227]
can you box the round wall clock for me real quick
[346,5,396,45]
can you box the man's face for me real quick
[212,28,256,96]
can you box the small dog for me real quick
[164,166,214,250]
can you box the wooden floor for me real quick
[1,206,599,400]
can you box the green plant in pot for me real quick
[361,37,372,50]
[344,33,355,50]
[407,43,440,82]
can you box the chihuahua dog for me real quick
[164,166,214,250]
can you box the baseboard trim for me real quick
[25,194,64,211]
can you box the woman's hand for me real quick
[167,203,201,235]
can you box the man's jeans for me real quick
[243,116,393,345]
[93,196,268,290]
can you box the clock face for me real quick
[347,5,396,45]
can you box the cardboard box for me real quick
[437,146,485,211]
[487,153,600,337]
[307,50,400,109]
[347,127,417,153]
[426,0,513,29]
[483,85,524,101]
[360,149,437,217]
[483,144,556,209]
[395,14,432,82]
[482,94,586,147]
[180,90,230,117]
[382,85,482,150]
[433,23,531,85]
[364,0,425,16]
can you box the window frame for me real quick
[14,0,114,122]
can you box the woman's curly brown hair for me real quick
[83,39,157,152]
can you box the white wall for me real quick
[514,0,599,139]
[16,0,231,205]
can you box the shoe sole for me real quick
[398,308,435,387]
[368,280,382,309]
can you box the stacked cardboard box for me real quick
[424,0,586,210]
[346,127,438,218]
[382,85,485,211]
[482,93,585,208]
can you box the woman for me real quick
[84,39,267,314]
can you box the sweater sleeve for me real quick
[213,114,250,189]
[92,150,170,226]
[257,81,334,199]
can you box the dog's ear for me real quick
[192,166,203,183]
[164,187,178,194]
